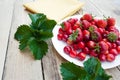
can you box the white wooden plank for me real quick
[0,0,15,80]
[3,0,43,80]
[41,40,64,80]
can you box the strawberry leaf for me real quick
[60,57,112,80]
[29,13,47,30]
[14,13,57,59]
[14,25,33,41]
[60,62,87,80]
[28,38,48,60]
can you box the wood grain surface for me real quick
[0,0,120,80]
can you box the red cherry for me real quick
[106,54,115,62]
[90,50,98,57]
[112,43,117,48]
[58,28,64,34]
[57,34,63,40]
[78,42,85,49]
[83,47,90,54]
[62,34,69,42]
[73,44,79,50]
[87,41,96,49]
[64,46,72,54]
[116,40,120,46]
[70,49,77,58]
[82,13,93,21]
[109,49,118,56]
[117,46,120,53]
[98,54,106,61]
[97,19,107,28]
[77,52,86,61]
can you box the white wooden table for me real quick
[0,0,120,80]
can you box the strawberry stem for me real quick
[107,32,117,42]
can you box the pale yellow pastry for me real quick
[23,0,84,22]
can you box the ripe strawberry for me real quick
[68,18,76,26]
[91,30,102,42]
[82,20,91,29]
[97,19,107,28]
[76,28,83,42]
[107,32,118,42]
[97,28,105,34]
[82,30,90,41]
[66,27,72,35]
[107,17,116,26]
[99,41,109,54]
[61,21,71,31]
[82,13,93,21]
[106,41,112,49]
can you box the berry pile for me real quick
[57,13,120,62]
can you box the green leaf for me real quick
[28,37,48,60]
[14,25,33,41]
[60,57,112,80]
[19,38,28,50]
[60,62,87,80]
[40,20,57,32]
[29,13,47,30]
[14,13,56,60]
[84,57,102,79]
[29,13,46,24]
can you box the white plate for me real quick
[52,15,120,69]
